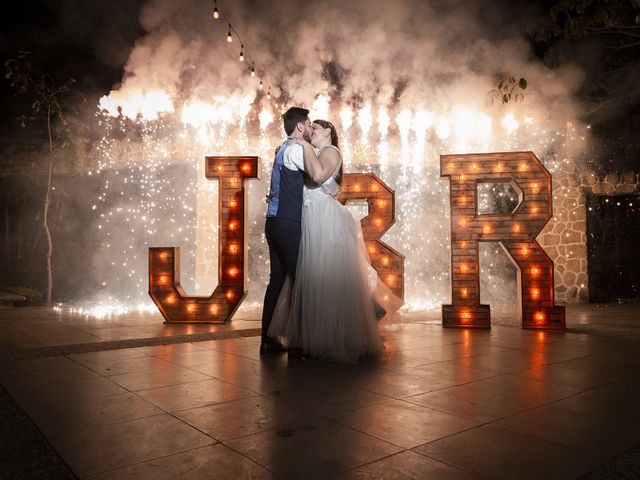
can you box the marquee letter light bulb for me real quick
[149,156,260,323]
[440,152,564,329]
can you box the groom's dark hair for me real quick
[282,107,309,135]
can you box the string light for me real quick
[251,62,256,77]
[227,24,233,42]
[213,0,219,19]
[239,45,244,62]
[259,79,263,89]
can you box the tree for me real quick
[4,51,80,304]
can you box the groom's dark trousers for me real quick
[261,217,301,343]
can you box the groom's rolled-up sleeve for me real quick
[283,144,305,172]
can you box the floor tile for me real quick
[137,378,256,412]
[225,417,402,479]
[413,425,596,480]
[109,364,211,391]
[329,450,480,479]
[26,392,164,436]
[176,396,327,442]
[328,399,480,448]
[87,444,275,480]
[51,414,214,477]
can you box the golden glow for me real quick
[382,256,390,265]
[229,244,238,254]
[374,217,382,226]
[228,267,239,278]
[186,304,195,313]
[159,251,168,260]
[159,275,167,284]
[531,288,541,299]
[209,305,218,315]
[461,288,469,297]
[166,294,176,304]
[229,200,238,208]
[514,224,521,233]
[531,265,541,275]
[229,222,237,230]
[226,290,234,300]
[460,241,468,249]
[460,263,469,273]
[482,224,492,234]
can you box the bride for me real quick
[269,119,402,363]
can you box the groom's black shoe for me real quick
[260,341,286,355]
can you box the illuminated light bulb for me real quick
[259,79,263,90]
[228,267,239,277]
[374,217,382,226]
[159,251,168,260]
[461,288,469,297]
[226,290,234,300]
[521,247,529,257]
[531,288,540,298]
[535,311,546,322]
[354,184,361,192]
[384,295,389,301]
[460,264,469,273]
[448,163,455,170]
[460,196,467,204]
[159,275,167,284]
[532,183,540,193]
[460,241,468,249]
[519,163,527,171]
[209,305,218,315]
[531,266,541,275]
[386,275,394,283]
[217,164,224,172]
[368,245,376,254]
[267,87,271,100]
[471,164,477,172]
[463,312,471,319]
[241,164,250,172]
[496,163,503,172]
[460,219,468,227]
[251,62,255,77]
[229,222,237,230]
[227,25,232,42]
[239,45,244,62]
[460,174,466,181]
[229,244,238,254]
[482,225,492,234]
[378,199,385,207]
[166,294,176,304]
[382,256,389,265]
[186,304,196,313]
[514,224,521,233]
[229,200,238,208]
[372,184,379,191]
[213,1,219,19]
[531,206,539,214]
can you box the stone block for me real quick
[556,284,568,293]
[576,272,588,287]
[564,271,576,285]
[622,171,637,184]
[605,173,620,186]
[566,258,580,273]
[591,183,614,195]
[572,221,586,233]
[562,230,581,244]
[615,184,637,194]
[542,234,560,246]
[568,174,581,187]
[582,171,598,185]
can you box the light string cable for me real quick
[211,0,275,100]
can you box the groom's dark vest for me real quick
[266,138,305,223]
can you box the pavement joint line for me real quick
[0,328,262,361]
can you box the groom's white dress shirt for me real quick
[283,144,305,172]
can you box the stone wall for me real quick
[538,167,640,304]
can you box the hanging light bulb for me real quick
[227,24,232,42]
[239,45,244,62]
[251,62,256,77]
[267,87,271,99]
[213,0,219,19]
[259,79,263,89]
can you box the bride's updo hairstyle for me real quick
[313,119,342,185]
[312,119,339,148]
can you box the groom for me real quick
[260,107,314,355]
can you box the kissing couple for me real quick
[260,107,402,363]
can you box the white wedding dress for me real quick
[268,146,402,363]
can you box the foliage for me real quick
[530,0,640,69]
[486,76,528,107]
[4,51,79,128]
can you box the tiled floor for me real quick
[1,307,640,479]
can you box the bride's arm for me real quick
[293,139,340,183]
